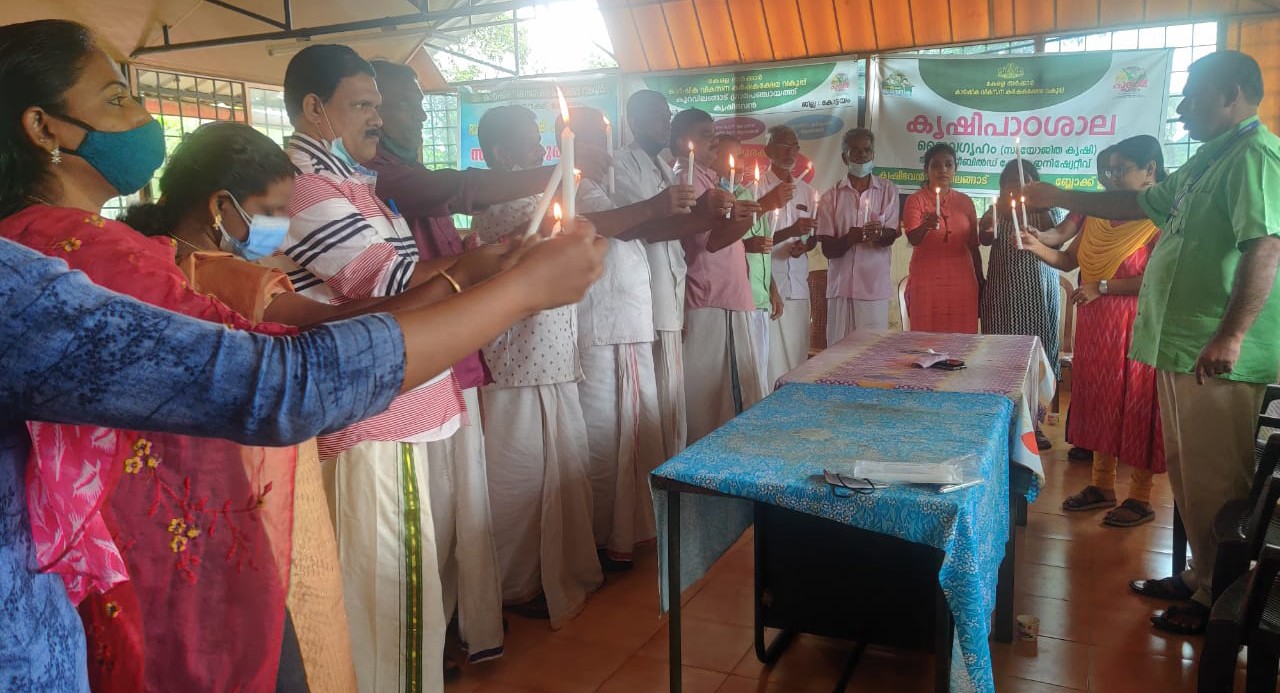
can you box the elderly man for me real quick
[1024,50,1280,635]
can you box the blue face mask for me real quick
[218,195,290,261]
[54,115,166,195]
[320,103,360,169]
[847,160,875,178]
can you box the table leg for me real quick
[668,490,682,693]
[994,493,1016,643]
[753,503,798,664]
[934,584,954,693]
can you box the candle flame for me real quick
[602,115,610,128]
[553,201,563,221]
[556,86,570,124]
[688,141,694,152]
[753,162,760,180]
[935,187,941,193]
[728,153,735,168]
[574,168,582,184]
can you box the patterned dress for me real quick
[980,209,1062,378]
[1066,221,1165,472]
[903,188,980,333]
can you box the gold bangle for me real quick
[436,269,462,294]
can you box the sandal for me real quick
[1129,575,1194,601]
[598,549,634,574]
[1062,485,1117,512]
[1151,601,1209,635]
[1035,429,1053,451]
[1068,447,1093,462]
[1104,499,1156,527]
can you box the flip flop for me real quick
[1035,430,1053,451]
[1129,575,1195,601]
[1104,499,1156,528]
[1068,447,1093,462]
[1151,601,1209,635]
[1062,485,1117,512]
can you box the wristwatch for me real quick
[1099,279,1110,295]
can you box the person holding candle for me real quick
[903,143,982,333]
[817,128,901,341]
[761,125,818,381]
[713,133,781,396]
[1020,136,1168,528]
[977,159,1062,450]
[671,108,766,444]
[467,104,603,628]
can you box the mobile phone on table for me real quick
[930,359,966,371]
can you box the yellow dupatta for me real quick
[1076,216,1160,285]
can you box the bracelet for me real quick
[436,269,462,294]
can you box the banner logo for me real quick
[882,71,914,97]
[995,63,1026,81]
[1112,66,1150,96]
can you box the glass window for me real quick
[421,92,460,171]
[249,87,291,147]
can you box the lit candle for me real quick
[686,141,695,186]
[1014,197,1025,250]
[1010,197,1022,247]
[935,186,941,215]
[556,87,575,222]
[860,198,870,227]
[1020,194,1029,228]
[551,202,563,237]
[726,153,735,219]
[603,115,614,196]
[753,162,761,225]
[521,161,564,240]
[1015,137,1027,189]
[991,196,1000,239]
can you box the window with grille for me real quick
[249,87,291,147]
[1044,22,1219,171]
[422,92,461,170]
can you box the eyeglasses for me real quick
[827,472,880,498]
[1100,165,1136,181]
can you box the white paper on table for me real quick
[910,349,949,369]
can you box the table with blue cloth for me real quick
[652,385,1014,693]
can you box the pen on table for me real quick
[938,479,983,494]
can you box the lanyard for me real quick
[1169,120,1260,225]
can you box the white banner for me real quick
[872,50,1171,194]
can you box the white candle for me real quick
[556,87,575,222]
[753,162,761,226]
[1020,194,1029,228]
[1014,197,1025,249]
[1010,197,1022,243]
[1015,137,1027,188]
[726,153,735,219]
[935,186,941,215]
[603,115,615,196]
[521,161,564,240]
[991,196,1000,239]
[686,141,695,186]
[860,198,870,227]
[551,202,563,237]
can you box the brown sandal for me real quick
[1062,485,1117,512]
[1104,499,1156,527]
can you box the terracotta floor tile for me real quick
[1015,562,1092,603]
[470,684,545,693]
[844,646,934,693]
[476,635,634,693]
[731,633,856,693]
[995,675,1080,692]
[1084,597,1201,660]
[1012,594,1090,643]
[595,654,727,693]
[990,636,1092,690]
[713,675,810,693]
[639,617,755,673]
[1088,647,1195,693]
[1020,535,1094,571]
[684,575,756,628]
[553,600,666,651]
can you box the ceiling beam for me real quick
[203,0,290,30]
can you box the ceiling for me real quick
[3,0,1279,87]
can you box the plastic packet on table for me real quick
[848,454,979,486]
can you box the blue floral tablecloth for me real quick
[652,384,1014,693]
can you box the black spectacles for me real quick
[828,472,880,498]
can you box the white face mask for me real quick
[847,160,875,178]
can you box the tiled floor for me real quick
[446,404,1240,692]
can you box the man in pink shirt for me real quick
[817,128,902,343]
[670,108,769,443]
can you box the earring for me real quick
[50,147,61,165]
[212,212,222,230]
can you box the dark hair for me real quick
[842,128,875,152]
[668,108,713,153]
[713,133,740,147]
[554,106,604,146]
[922,143,957,170]
[1109,134,1168,183]
[1096,145,1115,175]
[283,44,375,122]
[0,20,98,218]
[999,158,1041,189]
[122,122,294,236]
[477,105,536,163]
[1189,50,1264,106]
[625,89,668,124]
[369,59,417,88]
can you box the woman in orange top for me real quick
[902,143,983,333]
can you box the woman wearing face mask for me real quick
[0,20,605,693]
[977,159,1062,450]
[1020,135,1167,529]
[902,143,982,333]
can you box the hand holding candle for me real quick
[521,161,565,240]
[555,87,575,222]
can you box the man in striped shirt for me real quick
[267,44,469,693]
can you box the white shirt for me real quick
[817,175,901,301]
[472,196,582,387]
[576,178,655,347]
[613,141,686,332]
[761,169,816,301]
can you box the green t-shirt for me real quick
[734,184,772,311]
[1133,116,1280,383]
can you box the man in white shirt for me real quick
[612,90,689,458]
[760,125,819,383]
[817,128,902,343]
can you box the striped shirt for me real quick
[264,133,463,455]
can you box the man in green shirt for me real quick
[712,134,784,396]
[1025,50,1280,633]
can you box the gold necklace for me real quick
[24,194,55,207]
[169,234,213,254]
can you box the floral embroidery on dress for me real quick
[83,213,106,227]
[52,237,82,252]
[123,438,159,475]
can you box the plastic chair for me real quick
[897,275,909,332]
[1051,273,1076,418]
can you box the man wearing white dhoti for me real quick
[471,106,602,626]
[671,109,766,444]
[761,126,819,383]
